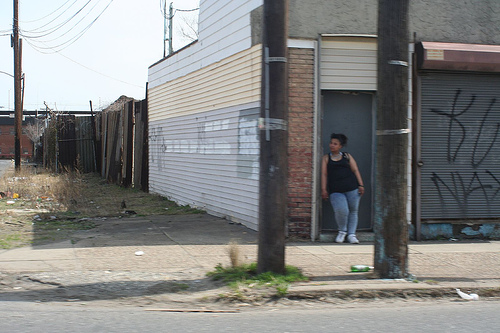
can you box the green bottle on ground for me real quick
[350,265,373,272]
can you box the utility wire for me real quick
[21,0,94,37]
[0,70,14,78]
[56,51,144,88]
[24,0,105,42]
[176,7,200,12]
[23,38,143,89]
[20,0,77,24]
[22,0,114,53]
[159,0,199,18]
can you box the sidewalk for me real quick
[1,213,499,304]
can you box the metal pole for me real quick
[168,2,173,55]
[163,0,167,58]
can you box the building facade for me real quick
[148,0,500,240]
[0,117,33,159]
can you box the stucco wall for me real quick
[289,0,500,45]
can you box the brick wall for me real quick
[0,124,33,159]
[287,47,315,238]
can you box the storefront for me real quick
[413,42,500,239]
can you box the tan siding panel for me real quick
[149,45,261,123]
[321,37,377,91]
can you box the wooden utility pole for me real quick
[13,0,23,171]
[374,0,410,279]
[257,0,289,275]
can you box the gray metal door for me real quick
[321,91,374,230]
[420,72,500,219]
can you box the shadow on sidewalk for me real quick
[31,214,258,249]
[0,275,223,303]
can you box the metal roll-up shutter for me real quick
[420,72,500,220]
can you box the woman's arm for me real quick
[348,154,365,195]
[321,155,329,199]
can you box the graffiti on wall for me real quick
[428,89,500,215]
[149,109,260,179]
[237,113,259,180]
[149,126,164,171]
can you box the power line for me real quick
[175,7,200,13]
[22,0,114,53]
[0,70,14,78]
[57,51,144,88]
[20,0,77,24]
[23,38,143,89]
[21,0,94,37]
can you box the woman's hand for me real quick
[322,189,329,200]
[358,186,365,195]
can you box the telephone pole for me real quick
[13,0,23,171]
[257,0,289,275]
[374,0,410,279]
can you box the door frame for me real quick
[318,90,376,233]
[312,35,378,240]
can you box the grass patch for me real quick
[423,280,439,285]
[0,233,30,249]
[0,167,204,249]
[207,262,309,297]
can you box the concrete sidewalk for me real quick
[1,214,499,303]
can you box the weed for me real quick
[207,262,308,297]
[228,240,241,267]
[0,168,205,249]
[424,280,439,285]
[0,234,26,249]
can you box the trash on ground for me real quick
[350,265,373,272]
[456,288,479,301]
[135,251,145,256]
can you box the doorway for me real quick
[321,91,374,231]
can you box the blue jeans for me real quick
[329,189,361,235]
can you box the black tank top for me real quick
[327,152,359,194]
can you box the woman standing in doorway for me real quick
[321,133,365,243]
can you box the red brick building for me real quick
[0,117,33,159]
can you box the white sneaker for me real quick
[335,231,347,243]
[347,234,359,244]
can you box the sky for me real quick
[0,0,200,111]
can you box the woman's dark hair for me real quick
[330,133,348,146]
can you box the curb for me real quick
[286,286,500,301]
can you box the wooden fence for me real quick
[42,98,148,191]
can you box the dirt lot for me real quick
[0,166,202,249]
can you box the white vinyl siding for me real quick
[147,1,263,231]
[148,44,262,231]
[148,0,262,89]
[320,36,377,91]
[149,103,260,230]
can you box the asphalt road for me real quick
[1,300,499,332]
